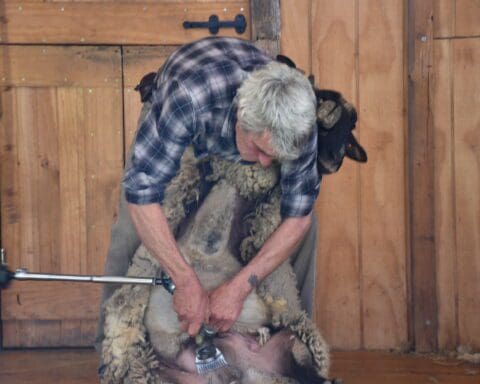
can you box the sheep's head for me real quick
[314,88,367,174]
[276,55,367,175]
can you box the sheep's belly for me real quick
[161,329,297,384]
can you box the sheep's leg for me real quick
[144,285,190,362]
[256,261,331,378]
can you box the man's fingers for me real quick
[219,319,234,333]
[188,321,202,337]
[179,319,189,333]
[208,317,232,333]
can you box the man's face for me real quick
[235,123,276,168]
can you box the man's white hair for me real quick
[235,61,316,160]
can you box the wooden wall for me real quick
[432,0,480,352]
[1,0,478,352]
[281,0,480,352]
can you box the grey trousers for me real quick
[95,102,318,347]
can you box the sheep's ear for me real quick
[308,74,315,87]
[346,132,368,163]
[276,54,297,68]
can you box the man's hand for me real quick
[127,202,210,336]
[208,280,249,333]
[173,272,210,336]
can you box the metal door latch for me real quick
[183,14,247,35]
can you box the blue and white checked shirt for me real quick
[123,37,320,217]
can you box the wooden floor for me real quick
[0,349,479,383]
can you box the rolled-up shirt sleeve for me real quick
[280,130,321,217]
[123,80,195,205]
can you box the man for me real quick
[98,37,320,345]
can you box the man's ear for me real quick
[346,132,368,163]
[276,54,297,68]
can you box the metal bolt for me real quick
[425,319,431,326]
[224,8,228,12]
[240,7,244,12]
[60,7,65,12]
[1,248,5,265]
[420,35,427,42]
[88,89,93,93]
[18,6,23,11]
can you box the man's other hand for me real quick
[208,280,248,333]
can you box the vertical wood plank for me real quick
[311,0,362,349]
[280,0,311,73]
[432,39,458,350]
[455,0,480,37]
[408,0,438,352]
[15,88,41,271]
[454,39,480,349]
[360,0,408,349]
[57,88,87,274]
[84,87,123,274]
[433,0,455,38]
[251,0,280,54]
[0,87,21,270]
[35,89,61,273]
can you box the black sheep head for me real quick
[315,88,367,174]
[276,55,367,175]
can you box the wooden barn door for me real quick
[0,0,251,348]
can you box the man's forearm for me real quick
[128,202,209,335]
[127,202,194,285]
[233,213,313,296]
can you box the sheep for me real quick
[100,78,367,383]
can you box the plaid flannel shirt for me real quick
[123,37,320,217]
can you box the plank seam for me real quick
[434,35,480,40]
[354,0,365,350]
[449,38,459,349]
[120,46,127,168]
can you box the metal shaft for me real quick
[13,268,159,285]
